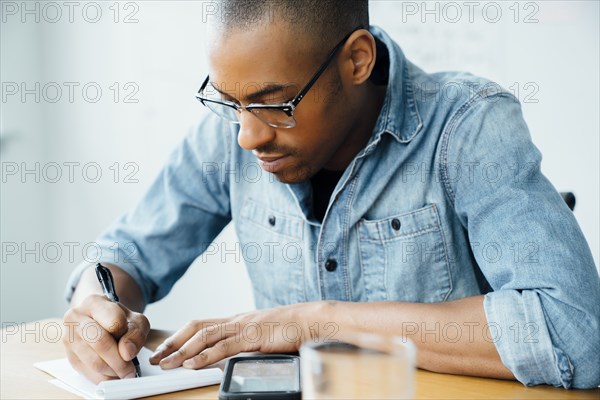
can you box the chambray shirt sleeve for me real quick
[443,92,600,389]
[65,114,233,305]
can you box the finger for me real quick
[149,321,200,365]
[158,324,225,369]
[90,298,129,339]
[67,313,118,378]
[182,336,244,370]
[63,306,118,379]
[157,320,229,368]
[63,297,135,379]
[83,319,137,379]
[65,346,116,385]
[70,332,118,377]
[117,312,150,362]
[150,319,224,364]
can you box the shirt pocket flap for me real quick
[359,204,441,242]
[240,198,304,240]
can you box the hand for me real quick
[62,294,150,384]
[149,302,330,370]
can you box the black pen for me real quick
[95,263,142,378]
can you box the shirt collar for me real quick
[368,26,423,145]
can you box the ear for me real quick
[342,29,377,86]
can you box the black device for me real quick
[218,355,301,400]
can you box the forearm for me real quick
[320,296,515,380]
[70,263,145,312]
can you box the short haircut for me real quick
[209,0,370,55]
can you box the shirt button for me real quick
[391,218,401,231]
[268,215,276,226]
[325,259,337,272]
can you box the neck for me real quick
[323,83,388,171]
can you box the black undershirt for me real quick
[310,169,345,222]
[310,35,390,223]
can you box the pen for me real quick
[95,263,142,378]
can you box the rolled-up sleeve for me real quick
[65,114,234,305]
[443,92,600,388]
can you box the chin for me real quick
[272,163,314,184]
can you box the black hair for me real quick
[209,0,369,54]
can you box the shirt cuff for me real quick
[483,290,574,388]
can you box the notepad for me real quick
[34,347,223,399]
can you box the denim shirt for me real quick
[66,26,600,389]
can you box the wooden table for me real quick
[2,319,598,399]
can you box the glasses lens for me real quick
[203,100,239,123]
[250,108,296,128]
[198,82,240,123]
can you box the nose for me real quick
[237,110,276,151]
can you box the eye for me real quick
[262,87,296,104]
[205,84,241,105]
[219,93,241,106]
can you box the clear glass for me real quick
[251,107,296,128]
[200,82,297,128]
[300,333,416,399]
[203,99,240,122]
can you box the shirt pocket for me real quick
[357,203,452,302]
[237,198,305,307]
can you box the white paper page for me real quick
[35,347,222,399]
[49,379,94,399]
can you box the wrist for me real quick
[306,300,346,342]
[70,265,104,307]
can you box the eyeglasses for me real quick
[195,25,364,129]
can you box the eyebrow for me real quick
[211,82,295,103]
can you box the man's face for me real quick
[207,22,356,183]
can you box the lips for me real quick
[254,154,290,173]
[256,155,286,162]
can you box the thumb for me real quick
[117,312,150,361]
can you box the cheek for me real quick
[289,114,331,155]
[283,80,348,162]
[292,90,339,143]
[299,96,347,150]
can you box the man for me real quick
[63,0,600,389]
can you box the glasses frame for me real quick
[195,25,365,128]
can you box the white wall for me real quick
[1,1,598,329]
